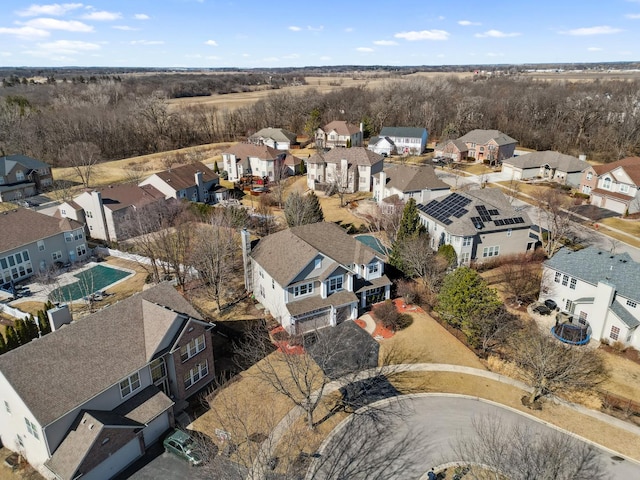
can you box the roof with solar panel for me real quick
[416,188,532,236]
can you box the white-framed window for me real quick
[327,276,343,294]
[86,211,93,218]
[64,232,73,242]
[184,361,209,389]
[16,170,24,181]
[482,246,499,258]
[37,240,45,251]
[77,244,87,257]
[565,299,573,312]
[119,372,141,398]
[52,251,62,261]
[368,263,379,275]
[562,274,569,286]
[292,282,313,297]
[627,299,637,308]
[586,172,593,180]
[569,278,577,290]
[610,325,620,341]
[582,185,591,194]
[74,230,83,240]
[4,400,10,414]
[603,177,611,190]
[619,184,630,194]
[314,258,321,269]
[16,435,24,448]
[460,252,471,264]
[180,334,205,362]
[25,418,39,439]
[554,272,561,283]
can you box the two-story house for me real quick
[579,156,640,214]
[435,129,517,164]
[541,247,640,349]
[416,188,534,265]
[316,121,363,149]
[306,147,384,193]
[221,143,287,182]
[0,155,53,202]
[64,184,166,243]
[372,127,428,155]
[0,208,88,286]
[139,161,225,204]
[501,151,589,187]
[248,127,298,150]
[372,164,450,211]
[244,223,391,335]
[0,283,216,480]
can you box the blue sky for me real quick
[0,0,639,68]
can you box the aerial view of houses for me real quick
[1,3,640,478]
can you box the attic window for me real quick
[314,258,321,269]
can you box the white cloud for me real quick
[307,25,323,32]
[0,26,50,39]
[113,25,138,31]
[204,40,218,46]
[373,40,398,46]
[458,20,481,26]
[81,11,121,21]
[21,18,94,32]
[16,3,83,17]
[562,25,622,35]
[356,47,374,52]
[587,47,603,51]
[437,16,445,20]
[134,14,150,20]
[34,39,100,54]
[288,26,301,31]
[344,27,354,32]
[0,51,11,56]
[475,29,520,38]
[130,40,164,45]
[394,29,449,41]
[242,53,250,57]
[625,13,640,19]
[437,53,445,58]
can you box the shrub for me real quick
[611,340,628,353]
[373,300,413,331]
[396,279,421,305]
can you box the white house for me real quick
[0,283,216,480]
[248,127,297,150]
[316,121,363,149]
[417,188,535,265]
[372,164,450,209]
[377,127,428,155]
[221,143,286,182]
[367,136,395,157]
[244,223,391,335]
[306,147,384,193]
[541,247,640,349]
[139,161,223,204]
[501,151,589,187]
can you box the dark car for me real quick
[544,299,558,310]
[163,430,203,466]
[533,304,552,315]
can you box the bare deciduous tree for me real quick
[63,141,102,188]
[533,187,574,257]
[395,234,448,296]
[498,253,544,306]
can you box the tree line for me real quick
[0,301,53,355]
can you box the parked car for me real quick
[544,299,558,310]
[163,429,203,466]
[533,304,552,316]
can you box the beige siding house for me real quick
[501,151,589,187]
[306,147,384,193]
[316,121,363,149]
[372,164,450,209]
[139,161,223,204]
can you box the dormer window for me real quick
[368,263,379,275]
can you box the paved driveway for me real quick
[310,395,640,479]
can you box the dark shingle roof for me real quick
[0,154,49,175]
[379,127,427,139]
[79,184,165,212]
[610,300,640,329]
[0,283,203,426]
[0,208,83,253]
[544,247,640,303]
[307,147,383,168]
[223,143,281,159]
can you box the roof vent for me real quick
[597,251,602,255]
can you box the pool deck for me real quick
[1,262,135,306]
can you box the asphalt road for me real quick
[310,395,640,480]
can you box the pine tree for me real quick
[213,161,220,174]
[300,158,306,175]
[5,326,20,350]
[390,198,425,271]
[38,310,52,335]
[303,191,324,224]
[0,332,7,354]
[26,314,40,339]
[284,192,324,227]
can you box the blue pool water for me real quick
[355,235,389,256]
[49,264,132,302]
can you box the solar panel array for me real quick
[417,193,472,226]
[494,217,525,226]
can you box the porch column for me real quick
[330,305,337,327]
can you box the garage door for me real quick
[501,164,514,179]
[295,312,331,335]
[142,411,171,446]
[81,437,142,480]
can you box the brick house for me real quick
[436,129,517,163]
[579,157,640,214]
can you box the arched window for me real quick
[603,177,611,190]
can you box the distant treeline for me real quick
[0,73,638,165]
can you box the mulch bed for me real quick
[269,326,304,354]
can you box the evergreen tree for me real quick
[300,158,306,175]
[284,192,324,227]
[304,191,324,224]
[26,314,40,339]
[213,161,220,174]
[390,198,425,271]
[0,332,6,354]
[437,244,458,266]
[5,326,20,350]
[14,319,28,345]
[38,311,52,335]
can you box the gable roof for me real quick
[458,129,517,146]
[251,222,379,286]
[0,283,205,426]
[78,184,165,212]
[249,127,297,144]
[375,164,450,193]
[436,139,468,152]
[505,151,588,173]
[379,127,427,139]
[323,120,361,136]
[147,161,218,192]
[308,147,383,168]
[283,153,302,166]
[222,143,281,160]
[368,136,394,147]
[0,208,83,253]
[592,157,640,185]
[544,247,640,304]
[0,154,49,176]
[417,188,532,236]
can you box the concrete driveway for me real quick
[310,395,640,479]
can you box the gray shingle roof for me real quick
[307,147,383,168]
[417,188,532,236]
[250,222,380,286]
[458,129,517,146]
[0,154,49,176]
[375,164,450,193]
[286,290,358,316]
[0,283,203,426]
[610,300,640,329]
[544,247,640,304]
[505,151,589,173]
[379,127,427,139]
[249,127,297,144]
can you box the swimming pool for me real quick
[49,264,132,302]
[355,235,389,256]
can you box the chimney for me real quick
[579,154,587,161]
[359,122,363,133]
[47,304,73,332]
[240,229,252,291]
[341,158,349,188]
[378,170,387,202]
[194,171,204,202]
